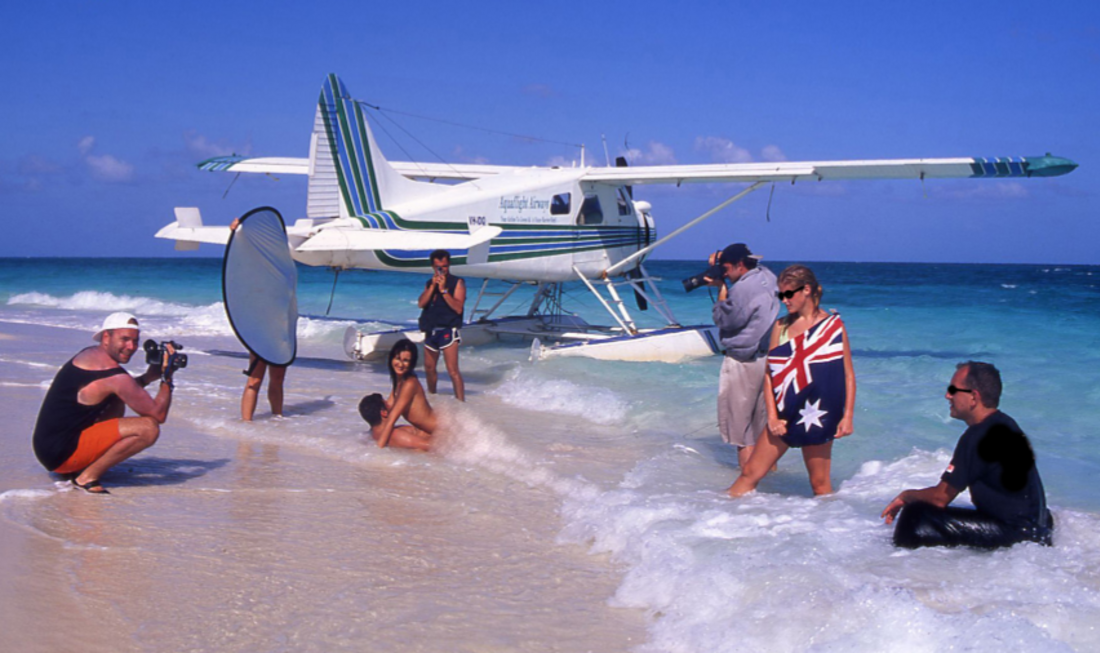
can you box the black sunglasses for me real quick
[947,385,975,396]
[776,285,806,300]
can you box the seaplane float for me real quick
[157,74,1078,363]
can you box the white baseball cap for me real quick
[93,312,139,341]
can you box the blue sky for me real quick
[2,1,1096,263]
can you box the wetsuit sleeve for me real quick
[942,425,978,491]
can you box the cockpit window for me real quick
[617,188,632,215]
[578,195,603,225]
[551,193,571,215]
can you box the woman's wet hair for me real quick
[778,264,823,306]
[388,339,419,390]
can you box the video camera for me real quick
[143,339,188,372]
[682,263,725,293]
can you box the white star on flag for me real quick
[797,398,828,431]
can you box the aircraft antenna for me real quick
[361,108,462,185]
[355,100,583,148]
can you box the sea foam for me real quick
[488,367,631,425]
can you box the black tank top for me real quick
[32,359,127,471]
[418,274,463,332]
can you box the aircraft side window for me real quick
[578,195,603,225]
[551,193,571,215]
[617,188,632,215]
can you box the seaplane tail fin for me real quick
[308,74,435,222]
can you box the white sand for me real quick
[0,321,647,652]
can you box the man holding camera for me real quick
[418,249,466,401]
[708,243,779,468]
[32,312,179,494]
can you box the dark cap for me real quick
[718,243,762,266]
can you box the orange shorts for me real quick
[53,419,122,475]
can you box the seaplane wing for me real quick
[296,225,502,252]
[197,155,520,181]
[581,155,1079,186]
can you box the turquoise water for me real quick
[3,257,1100,651]
[5,257,1097,505]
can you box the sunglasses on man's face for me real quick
[947,385,975,396]
[776,285,806,300]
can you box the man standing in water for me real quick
[709,243,779,468]
[417,249,466,401]
[881,361,1054,548]
[32,312,178,494]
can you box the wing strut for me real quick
[604,181,765,277]
[573,265,638,335]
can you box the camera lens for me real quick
[681,264,725,293]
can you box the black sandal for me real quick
[71,478,110,495]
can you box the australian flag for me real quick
[767,314,847,447]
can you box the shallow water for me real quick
[2,258,1098,651]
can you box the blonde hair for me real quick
[777,264,823,313]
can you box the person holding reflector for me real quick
[225,208,298,421]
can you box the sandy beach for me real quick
[0,320,648,652]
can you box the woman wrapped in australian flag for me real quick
[728,264,856,497]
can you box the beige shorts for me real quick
[717,355,768,448]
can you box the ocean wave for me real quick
[8,290,206,316]
[4,290,357,341]
[557,446,1100,652]
[436,402,599,500]
[488,368,630,425]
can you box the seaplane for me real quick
[157,74,1078,363]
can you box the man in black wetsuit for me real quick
[32,312,177,494]
[417,249,466,401]
[881,361,1053,548]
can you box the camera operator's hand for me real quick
[160,343,178,388]
[708,250,721,267]
[160,342,177,367]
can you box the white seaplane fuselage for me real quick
[288,166,653,283]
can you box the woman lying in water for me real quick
[359,339,437,451]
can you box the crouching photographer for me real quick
[31,312,185,494]
[708,244,779,468]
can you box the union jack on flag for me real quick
[768,314,847,446]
